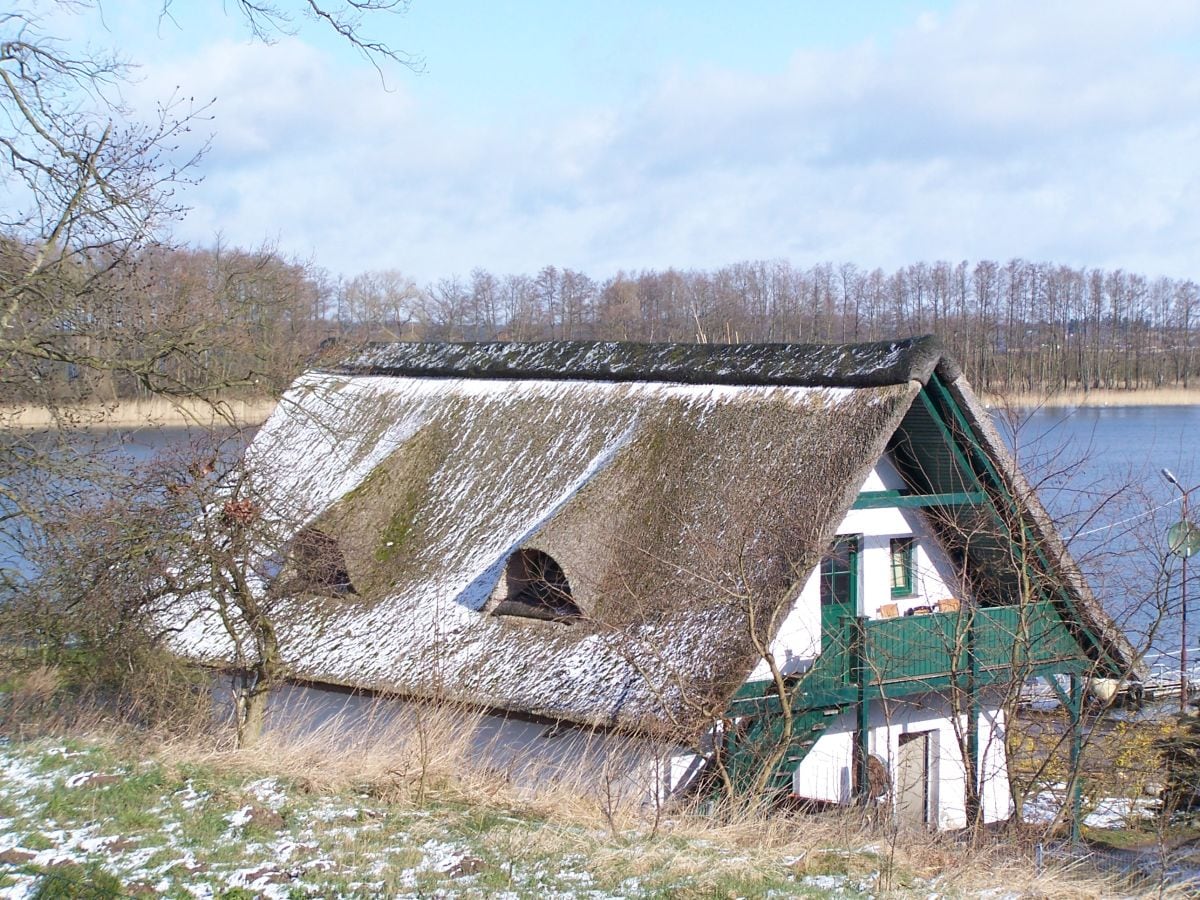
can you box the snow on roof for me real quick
[329,336,945,389]
[169,337,1137,732]
[171,360,918,734]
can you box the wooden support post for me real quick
[854,615,871,803]
[1046,674,1084,843]
[1069,674,1083,844]
[967,615,981,826]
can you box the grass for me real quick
[0,731,853,897]
[1084,824,1200,852]
[0,689,1178,898]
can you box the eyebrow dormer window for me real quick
[291,527,357,597]
[491,548,580,623]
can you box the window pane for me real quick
[821,535,858,606]
[890,537,914,595]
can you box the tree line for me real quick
[338,258,1200,395]
[7,245,1200,406]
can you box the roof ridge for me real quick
[322,336,946,388]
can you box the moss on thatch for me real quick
[168,338,1137,735]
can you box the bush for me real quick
[1155,714,1200,821]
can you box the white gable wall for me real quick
[749,454,1013,829]
[755,454,964,680]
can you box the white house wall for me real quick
[755,453,965,679]
[791,693,1013,829]
[976,695,1014,825]
[752,455,1012,830]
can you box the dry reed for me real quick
[0,680,1170,897]
[3,386,1197,433]
[0,396,276,429]
[983,386,1200,409]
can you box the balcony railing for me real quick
[804,600,1086,700]
[733,600,1089,711]
[862,601,1083,684]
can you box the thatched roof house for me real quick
[172,337,1136,742]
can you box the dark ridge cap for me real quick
[321,336,947,388]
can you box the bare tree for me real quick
[0,1,418,733]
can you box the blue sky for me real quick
[72,1,1200,282]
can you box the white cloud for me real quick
[125,0,1200,282]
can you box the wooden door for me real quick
[896,732,930,828]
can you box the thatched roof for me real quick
[170,337,1136,734]
[331,336,946,388]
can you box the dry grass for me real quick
[0,396,276,429]
[131,698,1153,897]
[983,386,1200,409]
[0,681,1176,896]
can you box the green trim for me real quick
[853,490,986,509]
[924,374,1116,674]
[890,536,915,596]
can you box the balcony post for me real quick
[1068,674,1082,844]
[853,615,871,804]
[967,612,980,825]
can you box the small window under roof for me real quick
[291,527,357,597]
[491,548,580,623]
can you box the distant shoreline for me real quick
[980,387,1200,409]
[3,387,1199,430]
[0,397,277,430]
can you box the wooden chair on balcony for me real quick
[878,602,900,619]
[936,597,961,613]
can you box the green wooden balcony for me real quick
[862,601,1083,684]
[735,600,1089,710]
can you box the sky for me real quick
[70,1,1200,282]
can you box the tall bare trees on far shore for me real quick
[332,259,1200,396]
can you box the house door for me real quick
[896,732,930,828]
[820,534,860,679]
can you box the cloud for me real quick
[128,1,1200,282]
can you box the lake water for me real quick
[999,404,1200,661]
[4,405,1200,659]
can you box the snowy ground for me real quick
[0,734,1170,899]
[1022,784,1159,829]
[0,735,895,898]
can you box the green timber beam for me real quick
[854,615,871,805]
[923,374,1116,674]
[731,658,1092,710]
[1047,674,1084,843]
[852,490,987,509]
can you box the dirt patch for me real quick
[449,856,486,877]
[242,865,295,884]
[244,804,286,830]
